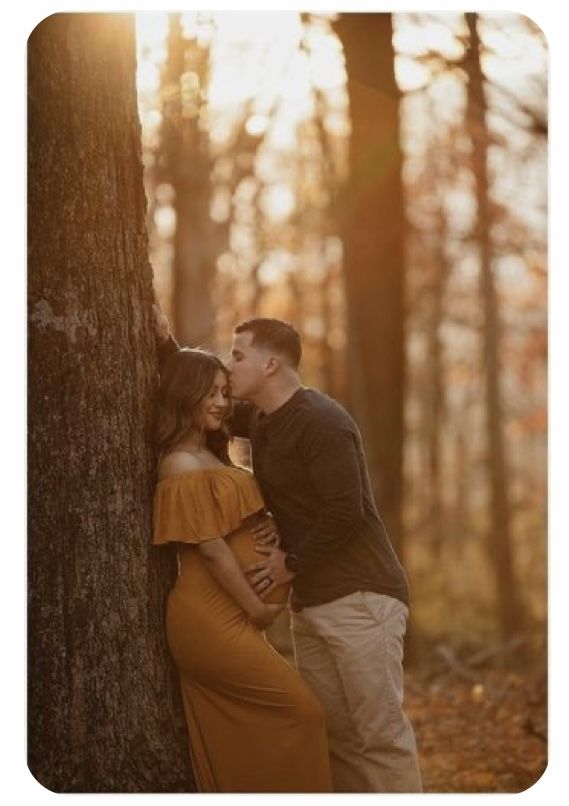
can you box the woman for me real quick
[153,348,332,793]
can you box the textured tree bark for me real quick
[333,13,406,558]
[28,14,194,792]
[465,13,523,638]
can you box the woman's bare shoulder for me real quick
[158,451,204,480]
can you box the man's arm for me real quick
[153,304,180,370]
[248,417,364,598]
[157,333,180,370]
[294,418,365,568]
[228,401,255,439]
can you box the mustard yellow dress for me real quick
[153,466,333,793]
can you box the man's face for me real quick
[227,331,270,401]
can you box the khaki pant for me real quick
[291,591,423,793]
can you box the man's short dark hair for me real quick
[234,318,302,368]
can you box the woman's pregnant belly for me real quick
[173,513,291,610]
[226,513,291,607]
[167,517,290,675]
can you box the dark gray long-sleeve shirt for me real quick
[159,337,409,610]
[231,387,409,610]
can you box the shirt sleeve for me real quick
[295,416,365,569]
[229,401,255,439]
[157,335,181,372]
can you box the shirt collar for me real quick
[256,386,306,430]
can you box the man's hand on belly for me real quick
[250,516,280,548]
[245,548,295,599]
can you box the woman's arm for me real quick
[197,538,283,629]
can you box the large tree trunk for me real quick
[334,13,406,558]
[28,14,194,791]
[465,13,523,638]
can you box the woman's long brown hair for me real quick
[154,348,232,465]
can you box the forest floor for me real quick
[268,619,547,794]
[404,647,547,793]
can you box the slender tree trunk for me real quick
[312,83,342,400]
[28,14,194,791]
[321,264,337,396]
[465,13,523,637]
[161,15,215,349]
[334,13,406,558]
[426,203,450,559]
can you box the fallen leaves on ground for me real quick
[405,663,547,792]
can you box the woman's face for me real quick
[194,369,231,432]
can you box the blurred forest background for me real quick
[26,11,547,793]
[137,11,547,656]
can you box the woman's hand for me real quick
[248,601,285,630]
[198,538,284,627]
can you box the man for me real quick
[154,310,422,793]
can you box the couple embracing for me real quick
[153,310,422,794]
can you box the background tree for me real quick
[464,12,523,638]
[28,14,193,792]
[159,14,216,348]
[334,12,406,558]
[138,8,547,650]
[398,12,546,644]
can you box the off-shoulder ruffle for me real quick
[153,467,265,545]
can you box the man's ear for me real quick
[264,356,280,376]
